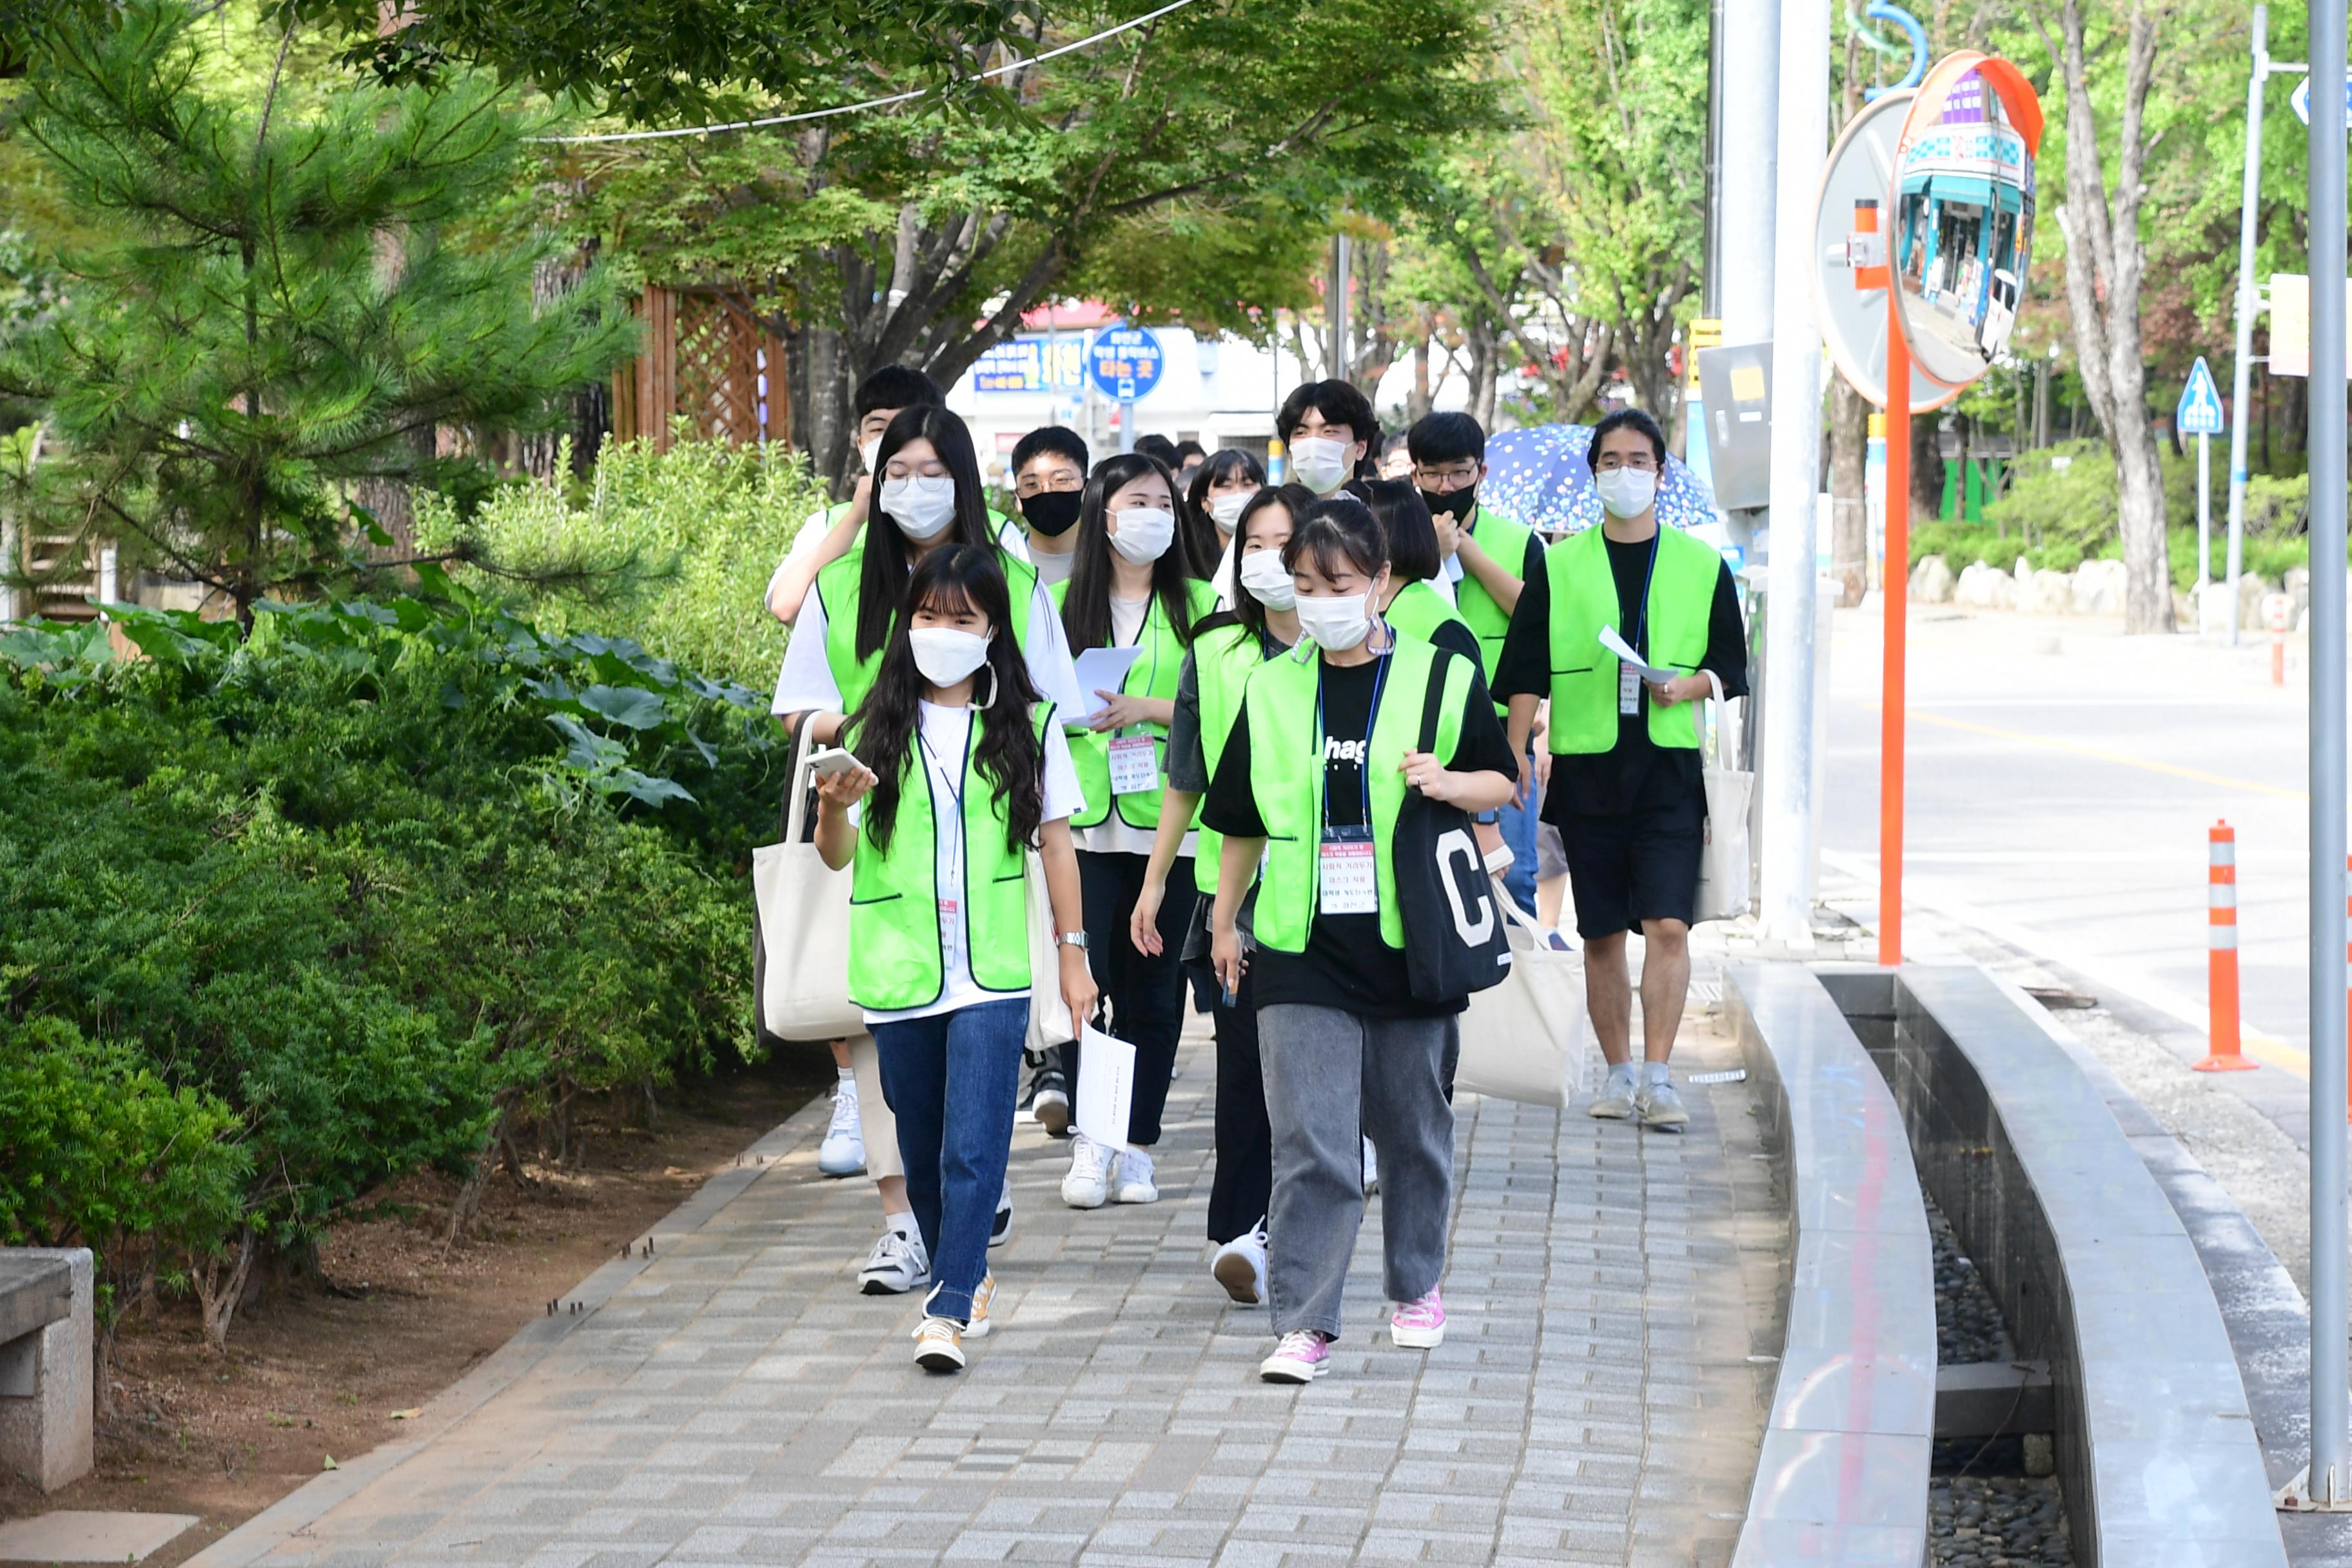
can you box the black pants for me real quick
[1066,850,1193,1148]
[1204,960,1273,1244]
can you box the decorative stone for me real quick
[2069,559,2127,617]
[1912,554,1956,605]
[1955,562,2018,611]
[2017,570,2073,616]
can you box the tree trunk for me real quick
[1467,319,1500,430]
[189,1226,257,1354]
[1910,416,1944,523]
[1829,370,1868,604]
[1407,330,1434,424]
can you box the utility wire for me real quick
[535,0,1201,146]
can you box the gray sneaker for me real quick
[1588,1069,1639,1120]
[1636,1079,1689,1131]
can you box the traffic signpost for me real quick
[1086,324,1164,454]
[2177,357,2226,621]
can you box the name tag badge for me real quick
[1108,734,1159,795]
[937,896,961,959]
[1619,661,1642,716]
[1318,827,1378,916]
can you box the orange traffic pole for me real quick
[1878,288,1909,967]
[2275,617,2288,687]
[2198,820,2255,1071]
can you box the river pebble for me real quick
[1926,1194,2010,1363]
[1930,1475,2072,1567]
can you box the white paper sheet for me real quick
[1070,645,1146,720]
[1598,623,1678,685]
[1073,1023,1137,1150]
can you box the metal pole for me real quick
[1716,0,1781,340]
[1758,0,1829,947]
[1879,277,1910,966]
[2229,5,2271,648]
[2309,0,2349,1504]
[2199,431,2212,620]
[1333,235,1353,383]
[1702,0,1727,319]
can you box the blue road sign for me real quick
[2177,356,2226,436]
[1087,324,1164,403]
[2291,73,2352,128]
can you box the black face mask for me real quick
[1020,489,1083,537]
[1421,485,1477,524]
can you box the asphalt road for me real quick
[1820,603,2326,1064]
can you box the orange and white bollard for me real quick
[2268,592,2293,687]
[2198,820,2256,1072]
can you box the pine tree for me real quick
[0,0,634,625]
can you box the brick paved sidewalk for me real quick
[188,1003,1779,1568]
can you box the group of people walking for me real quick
[765,366,1748,1378]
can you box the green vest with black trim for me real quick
[1188,622,1284,896]
[814,544,1039,718]
[1239,637,1475,952]
[1382,578,1474,651]
[1543,523,1720,754]
[847,701,1055,1011]
[1050,578,1217,831]
[1453,505,1536,688]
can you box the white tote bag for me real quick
[1023,848,1077,1057]
[752,725,864,1042]
[1456,883,1590,1106]
[1690,671,1752,925]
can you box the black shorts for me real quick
[1556,788,1706,940]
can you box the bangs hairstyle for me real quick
[845,545,1046,858]
[1585,407,1669,471]
[1180,446,1268,574]
[1215,482,1315,645]
[1276,378,1377,449]
[854,364,945,422]
[1061,451,1203,654]
[1407,410,1485,466]
[1361,477,1441,583]
[1281,494,1388,583]
[855,405,997,660]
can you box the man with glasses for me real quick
[1008,426,1090,589]
[1492,409,1747,1133]
[1407,411,1547,916]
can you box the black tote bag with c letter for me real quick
[1391,650,1513,1003]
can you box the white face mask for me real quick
[908,627,994,690]
[859,437,883,476]
[1237,549,1297,611]
[1289,435,1353,494]
[1595,467,1659,520]
[1108,505,1176,565]
[880,475,959,540]
[1295,590,1373,651]
[1207,490,1251,531]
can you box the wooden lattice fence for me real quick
[610,286,790,451]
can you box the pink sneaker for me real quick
[1391,1288,1446,1348]
[1258,1329,1329,1383]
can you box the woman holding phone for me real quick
[812,545,1096,1373]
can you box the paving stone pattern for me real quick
[201,1015,1777,1568]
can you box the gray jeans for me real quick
[1257,1004,1456,1340]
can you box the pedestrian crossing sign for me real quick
[2177,357,2226,436]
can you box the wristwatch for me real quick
[1057,930,1090,951]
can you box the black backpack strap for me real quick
[1415,647,1451,758]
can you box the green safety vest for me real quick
[847,702,1055,1010]
[1189,622,1283,895]
[1050,578,1217,831]
[1453,505,1536,688]
[814,544,1039,717]
[1383,578,1475,651]
[1543,524,1720,755]
[1238,637,1475,952]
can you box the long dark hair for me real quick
[1181,447,1268,576]
[855,405,997,661]
[1362,477,1442,583]
[845,545,1046,857]
[1196,482,1313,647]
[1060,451,1201,654]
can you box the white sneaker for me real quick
[1211,1226,1268,1306]
[1587,1068,1638,1121]
[1061,1135,1113,1209]
[1361,1137,1379,1197]
[818,1082,865,1177]
[990,1177,1013,1248]
[857,1227,929,1295]
[1113,1147,1158,1204]
[1636,1078,1690,1131]
[1030,1071,1072,1138]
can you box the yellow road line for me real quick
[1881,707,2310,802]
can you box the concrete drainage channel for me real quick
[1725,961,2286,1567]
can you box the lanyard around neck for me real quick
[916,710,973,881]
[1314,650,1391,832]
[1622,527,1663,654]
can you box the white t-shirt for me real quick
[767,564,1087,723]
[1077,591,1193,858]
[765,505,1033,624]
[1436,551,1463,603]
[863,701,1085,1026]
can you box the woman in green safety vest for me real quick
[1180,447,1269,598]
[1200,496,1520,1386]
[1362,478,1484,668]
[812,545,1096,1375]
[1493,408,1749,1135]
[1128,482,1313,1308]
[1044,450,1219,1211]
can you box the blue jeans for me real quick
[1494,749,1541,916]
[872,997,1027,1322]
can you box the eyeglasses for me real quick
[1015,469,1084,496]
[1413,464,1480,490]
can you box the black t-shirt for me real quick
[1200,649,1520,1019]
[1493,533,1749,821]
[1420,613,1484,668]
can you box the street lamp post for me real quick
[2228,7,2276,647]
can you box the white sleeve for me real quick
[1039,720,1086,824]
[996,516,1034,562]
[769,587,844,716]
[763,506,837,620]
[1023,581,1088,723]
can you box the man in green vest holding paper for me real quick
[1493,409,1747,1132]
[1407,411,1545,914]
